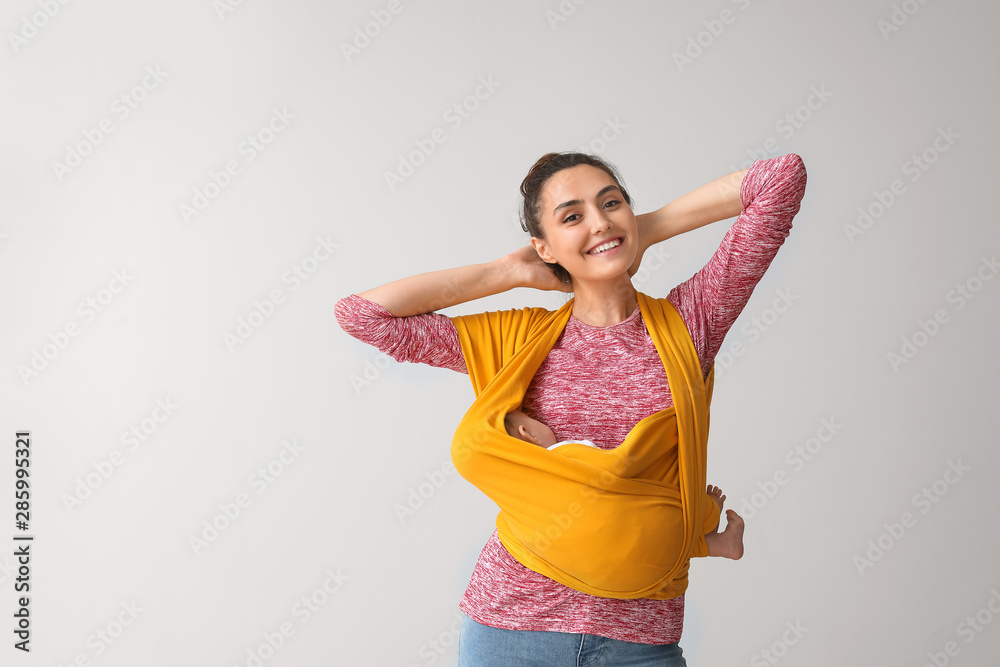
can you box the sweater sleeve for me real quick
[333,294,468,374]
[668,153,807,375]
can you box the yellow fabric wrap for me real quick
[450,291,720,600]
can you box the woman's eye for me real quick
[562,213,580,223]
[604,199,621,208]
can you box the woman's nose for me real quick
[590,207,612,233]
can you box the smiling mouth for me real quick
[588,238,622,254]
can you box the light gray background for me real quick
[2,0,998,665]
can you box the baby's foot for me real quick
[707,484,726,513]
[716,509,745,561]
[705,484,744,560]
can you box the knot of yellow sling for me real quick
[450,292,718,600]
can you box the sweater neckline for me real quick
[568,303,642,330]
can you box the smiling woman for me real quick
[335,150,807,665]
[529,164,637,325]
[517,153,635,285]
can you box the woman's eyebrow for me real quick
[552,184,621,216]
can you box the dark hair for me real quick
[519,152,633,284]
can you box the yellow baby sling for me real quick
[450,291,720,600]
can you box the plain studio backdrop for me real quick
[2,0,998,665]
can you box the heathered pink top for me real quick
[335,154,807,644]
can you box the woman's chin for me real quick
[566,267,635,288]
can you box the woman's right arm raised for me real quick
[357,245,572,317]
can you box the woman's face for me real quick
[531,164,637,285]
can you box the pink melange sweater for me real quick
[335,154,807,644]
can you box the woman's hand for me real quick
[497,245,574,293]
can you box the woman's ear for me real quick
[530,236,556,264]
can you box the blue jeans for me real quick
[457,613,687,666]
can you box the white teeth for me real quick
[589,239,620,254]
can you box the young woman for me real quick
[335,151,807,666]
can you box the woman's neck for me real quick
[570,277,638,327]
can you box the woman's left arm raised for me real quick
[629,166,748,276]
[666,153,808,372]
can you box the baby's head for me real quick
[504,409,557,448]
